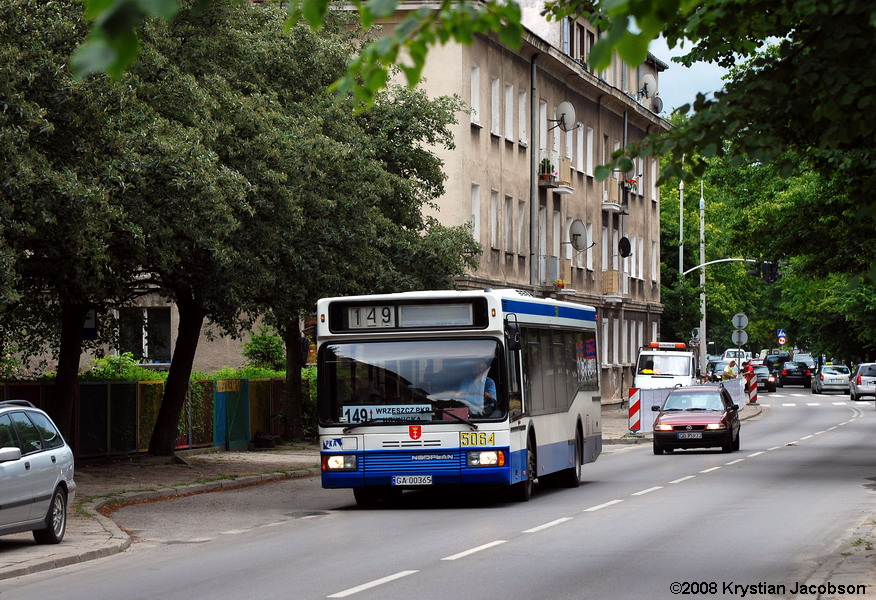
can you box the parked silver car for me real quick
[850,363,876,401]
[811,364,851,395]
[0,400,76,543]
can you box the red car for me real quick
[651,386,741,455]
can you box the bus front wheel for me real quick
[510,438,536,502]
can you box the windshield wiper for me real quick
[440,409,478,431]
[662,407,682,411]
[342,418,412,433]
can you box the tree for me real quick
[75,0,876,281]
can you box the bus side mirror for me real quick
[506,322,521,351]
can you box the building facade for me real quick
[386,4,670,401]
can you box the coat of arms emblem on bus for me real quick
[409,426,422,440]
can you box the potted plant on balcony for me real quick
[554,279,566,289]
[539,158,555,181]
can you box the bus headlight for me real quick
[322,454,357,471]
[467,450,505,467]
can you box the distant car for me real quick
[0,400,76,544]
[764,353,791,375]
[812,364,851,395]
[850,363,876,401]
[709,360,730,382]
[752,365,776,393]
[651,385,741,455]
[793,353,816,369]
[777,361,812,388]
[749,358,765,368]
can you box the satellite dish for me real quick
[650,96,664,114]
[569,220,588,252]
[639,73,657,98]
[556,101,577,132]
[618,236,632,258]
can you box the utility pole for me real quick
[699,181,707,374]
[678,160,684,275]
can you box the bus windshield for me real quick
[319,339,505,425]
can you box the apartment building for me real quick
[385,4,670,401]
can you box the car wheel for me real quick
[721,432,733,453]
[33,487,67,544]
[769,384,776,393]
[652,442,664,455]
[732,430,740,451]
[812,385,820,395]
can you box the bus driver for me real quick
[457,359,497,416]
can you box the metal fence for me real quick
[0,378,311,459]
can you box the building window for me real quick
[490,76,500,136]
[518,199,527,255]
[562,17,571,55]
[651,240,658,282]
[539,100,547,152]
[585,223,594,270]
[470,65,480,125]
[576,124,584,172]
[586,127,594,175]
[504,195,514,252]
[490,189,499,249]
[470,184,480,241]
[518,91,527,144]
[601,226,608,271]
[119,307,171,363]
[504,83,514,141]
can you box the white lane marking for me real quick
[807,403,820,406]
[832,402,847,406]
[523,518,573,533]
[782,403,796,407]
[328,571,419,598]
[747,452,764,457]
[827,426,837,431]
[631,486,663,496]
[584,499,624,512]
[725,459,745,465]
[814,431,825,435]
[220,529,252,535]
[800,435,813,440]
[767,446,783,451]
[670,475,695,484]
[700,466,722,473]
[441,540,507,561]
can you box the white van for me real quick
[722,348,751,362]
[633,342,697,390]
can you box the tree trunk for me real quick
[148,296,206,456]
[52,301,89,441]
[283,321,304,441]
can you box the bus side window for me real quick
[507,348,524,418]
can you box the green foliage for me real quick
[80,353,168,382]
[242,328,286,371]
[208,365,286,380]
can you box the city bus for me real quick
[316,288,602,505]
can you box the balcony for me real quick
[602,269,626,303]
[538,149,558,188]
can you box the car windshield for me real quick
[662,393,724,411]
[754,366,769,374]
[318,339,506,425]
[637,354,691,376]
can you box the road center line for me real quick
[814,431,825,435]
[584,499,624,512]
[800,435,813,440]
[747,452,764,457]
[441,540,507,561]
[700,466,722,473]
[725,459,744,465]
[523,517,573,533]
[827,426,837,431]
[631,486,663,496]
[328,570,419,598]
[669,475,695,484]
[767,446,783,451]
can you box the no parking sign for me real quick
[778,335,787,345]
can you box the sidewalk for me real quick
[2,400,870,595]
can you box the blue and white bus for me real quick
[316,289,602,505]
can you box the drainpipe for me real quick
[530,54,538,289]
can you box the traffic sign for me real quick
[778,336,787,345]
[777,328,786,337]
[732,330,748,345]
[732,313,749,328]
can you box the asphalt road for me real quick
[2,389,874,600]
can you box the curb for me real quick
[0,467,321,582]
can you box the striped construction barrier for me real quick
[628,388,641,432]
